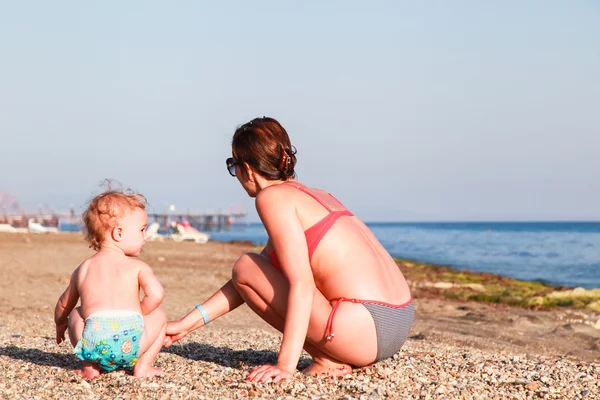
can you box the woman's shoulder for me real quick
[256,181,310,212]
[257,182,292,204]
[260,181,340,205]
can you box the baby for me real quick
[54,188,166,378]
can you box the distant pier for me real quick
[148,211,247,231]
[1,210,247,231]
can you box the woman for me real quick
[164,117,414,383]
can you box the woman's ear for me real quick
[243,162,255,182]
[111,227,123,242]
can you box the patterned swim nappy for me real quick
[74,310,144,372]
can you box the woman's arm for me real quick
[164,279,245,345]
[260,238,273,257]
[252,186,315,379]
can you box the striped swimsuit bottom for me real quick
[326,297,415,362]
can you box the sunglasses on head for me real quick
[226,157,239,177]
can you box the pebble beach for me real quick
[0,232,598,399]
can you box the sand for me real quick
[0,232,598,399]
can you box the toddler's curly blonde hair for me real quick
[82,188,147,251]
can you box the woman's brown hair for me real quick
[232,117,297,180]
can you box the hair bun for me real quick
[279,146,297,179]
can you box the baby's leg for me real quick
[67,307,85,347]
[68,307,101,379]
[134,307,167,378]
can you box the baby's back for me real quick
[76,252,144,318]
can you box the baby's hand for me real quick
[56,322,67,344]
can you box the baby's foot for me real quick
[74,362,101,379]
[133,365,164,378]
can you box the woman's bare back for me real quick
[280,183,411,304]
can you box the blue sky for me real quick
[1,1,598,222]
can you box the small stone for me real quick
[525,383,540,391]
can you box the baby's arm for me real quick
[138,262,165,315]
[54,269,80,344]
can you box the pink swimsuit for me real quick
[268,183,353,269]
[268,183,414,358]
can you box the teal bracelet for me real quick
[195,304,210,325]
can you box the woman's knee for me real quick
[231,252,261,285]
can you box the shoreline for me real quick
[10,223,599,291]
[221,239,600,299]
[7,230,600,298]
[394,257,600,312]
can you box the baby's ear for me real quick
[111,227,123,242]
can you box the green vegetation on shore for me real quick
[395,258,600,311]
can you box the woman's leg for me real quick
[231,253,378,375]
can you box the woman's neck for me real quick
[255,177,294,193]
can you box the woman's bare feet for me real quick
[74,362,101,379]
[133,365,164,378]
[302,357,352,377]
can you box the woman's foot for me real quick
[302,357,352,377]
[74,362,101,379]
[133,365,164,378]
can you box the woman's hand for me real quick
[163,319,192,347]
[246,364,295,383]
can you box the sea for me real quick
[208,221,600,290]
[61,221,600,289]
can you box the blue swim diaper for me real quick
[74,310,144,372]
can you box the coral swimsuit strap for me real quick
[269,184,353,269]
[289,183,354,260]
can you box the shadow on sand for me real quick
[162,342,311,370]
[0,343,312,372]
[0,346,80,370]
